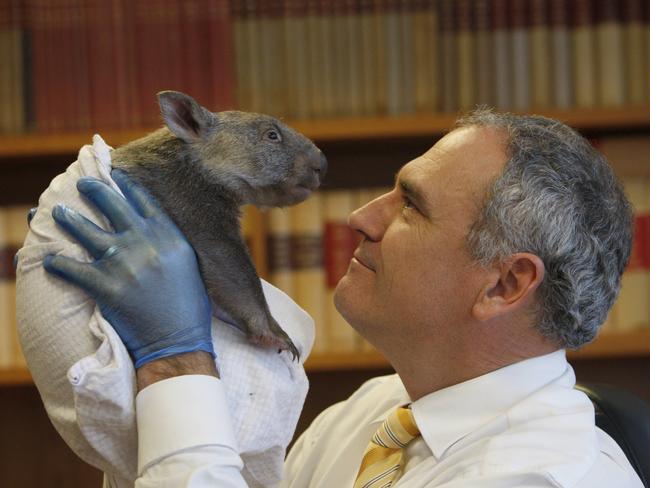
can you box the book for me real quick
[622,0,646,105]
[492,0,512,109]
[511,0,531,110]
[232,0,252,111]
[5,205,31,367]
[412,0,438,113]
[384,0,404,115]
[549,0,572,108]
[571,0,597,107]
[267,206,294,296]
[456,0,476,110]
[595,0,625,106]
[398,0,415,115]
[530,0,552,108]
[439,0,457,113]
[0,208,12,368]
[323,190,360,352]
[474,0,495,106]
[290,193,326,352]
[614,177,650,331]
[284,0,310,119]
[359,0,379,116]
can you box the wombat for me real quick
[107,90,327,359]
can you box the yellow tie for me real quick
[353,406,420,488]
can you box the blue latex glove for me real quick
[43,169,214,368]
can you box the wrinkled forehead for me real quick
[400,126,509,210]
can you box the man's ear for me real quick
[472,253,545,322]
[158,91,213,142]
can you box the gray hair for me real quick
[457,109,633,349]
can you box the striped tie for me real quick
[353,406,420,488]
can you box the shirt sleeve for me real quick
[135,374,249,488]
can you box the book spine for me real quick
[0,208,13,368]
[622,0,646,105]
[332,0,350,116]
[614,177,650,331]
[549,0,572,108]
[412,0,438,112]
[0,0,11,133]
[398,0,414,114]
[492,0,512,109]
[323,190,361,352]
[373,0,388,114]
[284,0,310,119]
[571,0,597,107]
[595,0,625,106]
[439,0,457,112]
[475,0,494,106]
[290,194,326,353]
[456,0,475,110]
[232,0,251,111]
[359,0,378,115]
[246,0,265,113]
[347,0,364,117]
[530,0,552,108]
[510,0,531,110]
[267,207,294,296]
[6,205,31,367]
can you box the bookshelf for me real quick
[2,105,650,158]
[1,329,649,384]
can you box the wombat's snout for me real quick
[313,150,328,182]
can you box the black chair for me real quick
[576,383,650,488]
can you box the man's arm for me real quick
[43,172,248,486]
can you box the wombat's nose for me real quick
[315,152,328,181]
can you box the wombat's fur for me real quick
[109,91,327,359]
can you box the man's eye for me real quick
[402,196,415,211]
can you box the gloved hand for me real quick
[43,169,214,368]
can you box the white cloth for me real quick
[15,135,314,488]
[134,350,643,487]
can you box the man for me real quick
[44,110,643,487]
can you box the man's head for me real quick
[334,109,632,384]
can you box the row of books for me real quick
[1,0,650,135]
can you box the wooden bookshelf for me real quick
[1,105,650,158]
[1,329,648,384]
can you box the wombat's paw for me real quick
[249,328,300,362]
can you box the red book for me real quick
[180,0,210,107]
[28,0,52,132]
[208,0,235,111]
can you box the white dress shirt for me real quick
[134,350,643,487]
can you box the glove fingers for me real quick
[43,254,105,297]
[52,205,113,259]
[111,169,165,220]
[76,177,140,232]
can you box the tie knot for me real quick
[372,406,420,450]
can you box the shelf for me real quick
[2,105,650,158]
[1,329,648,385]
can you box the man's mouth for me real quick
[352,251,374,271]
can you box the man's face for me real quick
[334,126,508,352]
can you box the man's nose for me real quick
[348,191,391,242]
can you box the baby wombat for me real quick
[109,91,327,359]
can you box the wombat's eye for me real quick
[264,129,282,142]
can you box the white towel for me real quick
[15,135,314,488]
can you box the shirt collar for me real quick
[406,349,571,460]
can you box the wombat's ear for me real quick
[157,91,212,142]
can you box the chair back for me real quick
[576,382,650,488]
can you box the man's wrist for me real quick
[136,351,219,391]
